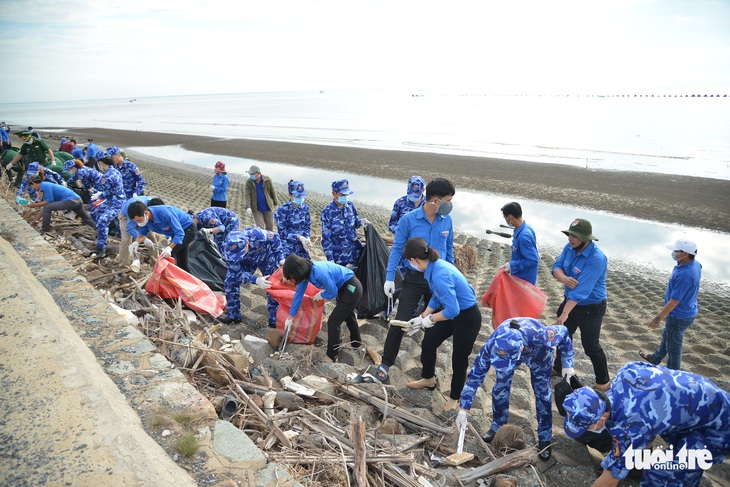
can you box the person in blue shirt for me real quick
[16,162,65,203]
[500,201,539,285]
[552,218,609,391]
[639,239,702,370]
[376,178,456,382]
[563,362,730,487]
[274,180,312,259]
[129,202,196,272]
[210,161,230,208]
[103,146,145,199]
[218,227,285,326]
[244,164,278,231]
[27,176,95,234]
[91,152,127,259]
[120,196,164,267]
[282,254,363,361]
[400,237,481,411]
[0,123,11,151]
[388,175,425,234]
[321,179,370,266]
[193,206,240,256]
[85,139,99,162]
[456,318,575,461]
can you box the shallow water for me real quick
[128,144,730,284]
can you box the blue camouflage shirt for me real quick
[386,206,454,281]
[68,166,102,191]
[224,227,285,284]
[195,207,239,235]
[289,261,354,316]
[116,159,145,198]
[274,200,312,253]
[460,318,574,410]
[552,241,607,305]
[388,195,422,234]
[321,200,362,263]
[99,166,126,208]
[509,222,539,285]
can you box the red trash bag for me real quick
[481,268,547,329]
[266,267,325,345]
[145,257,226,317]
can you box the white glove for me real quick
[90,191,102,201]
[456,409,468,432]
[285,316,293,330]
[246,208,253,217]
[61,181,67,187]
[562,367,575,381]
[202,228,214,234]
[143,238,155,249]
[128,241,139,254]
[5,162,12,170]
[298,235,309,248]
[256,276,271,289]
[501,262,511,274]
[406,315,424,336]
[312,291,324,301]
[361,218,371,227]
[422,314,435,329]
[210,185,215,190]
[383,280,395,298]
[159,246,173,259]
[132,193,138,198]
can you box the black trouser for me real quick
[211,199,227,208]
[554,298,609,384]
[171,224,196,272]
[420,304,482,399]
[381,269,432,367]
[326,276,363,360]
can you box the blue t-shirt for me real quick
[139,205,193,245]
[510,222,539,285]
[424,259,477,320]
[552,241,607,305]
[255,178,270,212]
[289,261,354,317]
[666,259,702,319]
[122,196,154,239]
[39,181,79,203]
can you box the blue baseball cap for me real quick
[288,180,307,197]
[26,161,41,176]
[105,146,122,157]
[63,160,76,171]
[489,324,523,370]
[563,387,607,439]
[332,179,353,195]
[407,176,425,198]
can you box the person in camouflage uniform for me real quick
[193,207,240,256]
[104,146,145,199]
[388,175,425,234]
[274,180,312,258]
[564,361,730,487]
[15,162,65,203]
[457,317,575,461]
[321,179,369,266]
[219,227,285,326]
[92,150,127,259]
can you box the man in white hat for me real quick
[639,239,701,370]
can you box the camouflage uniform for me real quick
[194,207,240,255]
[461,317,574,442]
[16,168,64,201]
[94,166,126,251]
[104,146,145,198]
[274,200,312,258]
[223,228,285,323]
[321,200,363,266]
[564,361,730,486]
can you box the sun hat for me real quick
[407,176,425,198]
[561,218,598,242]
[563,387,607,439]
[489,322,524,370]
[247,165,261,175]
[214,161,226,172]
[665,239,697,256]
[332,179,354,195]
[288,180,307,197]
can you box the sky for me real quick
[1,0,729,103]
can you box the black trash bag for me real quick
[355,225,403,318]
[554,374,584,417]
[187,230,227,292]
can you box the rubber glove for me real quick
[562,367,575,381]
[202,228,214,234]
[61,181,67,187]
[5,162,12,170]
[246,208,253,217]
[422,314,435,329]
[312,291,324,301]
[143,238,155,249]
[383,280,395,298]
[128,241,139,254]
[90,191,102,201]
[361,218,371,227]
[256,276,271,289]
[159,246,173,259]
[501,262,511,274]
[132,193,137,198]
[455,409,468,431]
[285,316,293,329]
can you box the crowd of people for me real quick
[1,126,727,487]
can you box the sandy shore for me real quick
[20,128,730,484]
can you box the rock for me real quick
[376,417,404,435]
[314,362,356,381]
[161,429,172,437]
[264,329,283,349]
[212,420,267,468]
[490,474,517,487]
[300,375,336,398]
[211,395,225,413]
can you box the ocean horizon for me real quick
[2,89,729,180]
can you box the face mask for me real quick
[337,196,348,205]
[407,194,421,203]
[671,251,681,261]
[587,425,607,434]
[137,214,149,227]
[249,174,256,181]
[293,197,304,205]
[436,200,453,216]
[24,139,33,145]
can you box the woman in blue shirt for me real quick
[211,161,230,208]
[402,237,482,410]
[282,254,363,362]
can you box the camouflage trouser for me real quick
[224,259,279,323]
[94,202,121,250]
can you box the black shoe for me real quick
[268,321,277,328]
[217,315,242,325]
[95,248,107,259]
[482,428,496,443]
[538,440,552,461]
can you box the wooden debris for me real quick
[459,447,538,483]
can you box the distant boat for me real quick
[129,99,137,103]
